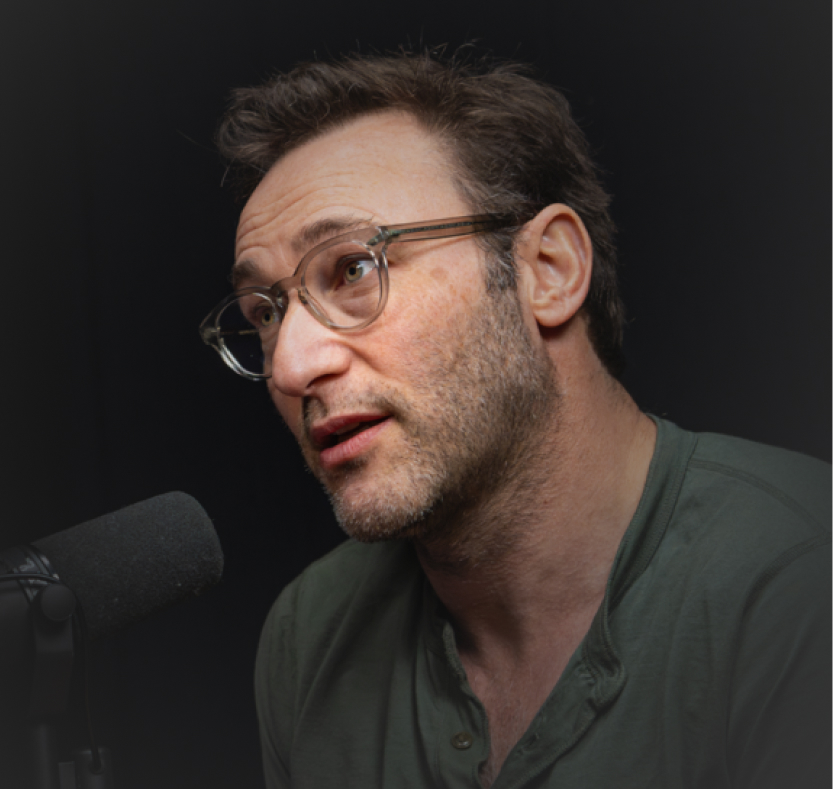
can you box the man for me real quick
[200,52,830,788]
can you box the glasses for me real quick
[199,214,516,381]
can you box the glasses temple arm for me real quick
[368,218,512,247]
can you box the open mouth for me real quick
[318,417,388,450]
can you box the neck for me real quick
[414,349,656,660]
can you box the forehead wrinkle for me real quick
[233,211,379,292]
[232,117,464,290]
[232,212,377,289]
[235,170,370,249]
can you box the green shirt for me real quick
[255,419,831,788]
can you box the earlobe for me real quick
[520,205,593,328]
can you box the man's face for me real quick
[234,112,558,542]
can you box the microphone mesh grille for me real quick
[33,492,223,640]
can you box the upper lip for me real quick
[309,412,390,450]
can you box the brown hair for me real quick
[217,50,625,377]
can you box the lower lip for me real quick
[319,419,391,469]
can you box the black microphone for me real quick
[1,491,224,641]
[0,492,223,785]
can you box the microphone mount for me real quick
[0,546,113,789]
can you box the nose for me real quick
[267,296,352,398]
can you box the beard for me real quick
[298,284,560,552]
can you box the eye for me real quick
[257,307,276,327]
[340,255,375,285]
[243,301,278,329]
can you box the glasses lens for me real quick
[216,291,281,377]
[305,241,383,328]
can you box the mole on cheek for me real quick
[429,265,449,283]
[428,267,467,307]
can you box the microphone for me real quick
[1,491,224,641]
[0,492,223,785]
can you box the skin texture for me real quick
[234,113,557,552]
[235,111,657,786]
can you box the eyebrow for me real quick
[229,259,263,290]
[230,214,375,290]
[290,215,375,255]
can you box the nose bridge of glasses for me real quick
[267,272,309,316]
[268,271,333,334]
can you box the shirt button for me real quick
[451,731,474,750]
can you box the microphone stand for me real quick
[0,547,114,789]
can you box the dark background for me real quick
[0,0,829,786]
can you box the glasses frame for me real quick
[200,213,517,381]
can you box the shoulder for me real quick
[683,435,831,787]
[614,425,830,789]
[688,431,830,533]
[260,538,420,647]
[664,429,830,566]
[272,538,420,607]
[255,539,423,696]
[632,422,830,620]
[254,540,421,786]
[254,539,424,779]
[642,426,830,643]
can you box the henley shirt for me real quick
[255,418,831,788]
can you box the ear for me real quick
[516,204,593,328]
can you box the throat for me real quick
[466,662,560,789]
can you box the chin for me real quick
[306,438,437,542]
[325,469,443,543]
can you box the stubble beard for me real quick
[300,285,560,557]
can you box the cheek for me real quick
[378,288,476,377]
[381,295,453,366]
[385,261,476,335]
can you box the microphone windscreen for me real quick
[32,492,223,641]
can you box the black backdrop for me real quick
[1,1,829,787]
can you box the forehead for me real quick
[234,112,468,268]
